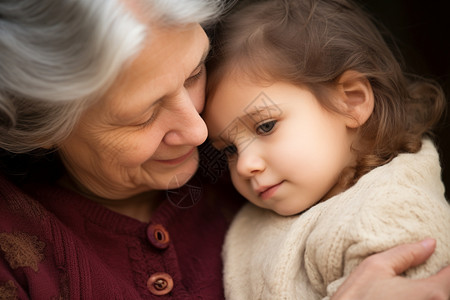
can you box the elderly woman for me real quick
[0,0,449,299]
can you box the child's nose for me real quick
[236,148,266,177]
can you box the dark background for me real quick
[354,0,450,198]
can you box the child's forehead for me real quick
[209,52,277,83]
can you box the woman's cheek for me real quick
[115,134,162,166]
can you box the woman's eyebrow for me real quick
[192,44,210,72]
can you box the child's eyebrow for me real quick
[207,104,282,146]
[241,105,282,123]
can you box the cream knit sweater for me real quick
[223,139,450,300]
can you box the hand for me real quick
[332,238,450,300]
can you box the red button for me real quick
[147,272,174,295]
[147,224,170,249]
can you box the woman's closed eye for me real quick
[136,112,157,128]
[256,120,277,135]
[184,64,205,88]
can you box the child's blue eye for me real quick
[256,120,277,135]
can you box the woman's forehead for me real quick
[95,24,209,118]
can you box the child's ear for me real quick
[336,70,374,128]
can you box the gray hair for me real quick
[0,0,223,153]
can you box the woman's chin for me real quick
[166,154,200,189]
[165,171,196,189]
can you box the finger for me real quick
[376,238,436,275]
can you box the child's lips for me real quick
[257,181,283,200]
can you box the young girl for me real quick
[203,0,450,299]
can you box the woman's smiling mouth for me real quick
[154,147,196,165]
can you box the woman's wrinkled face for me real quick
[59,24,209,200]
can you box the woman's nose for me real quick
[162,91,208,146]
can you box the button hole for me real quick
[155,230,164,241]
